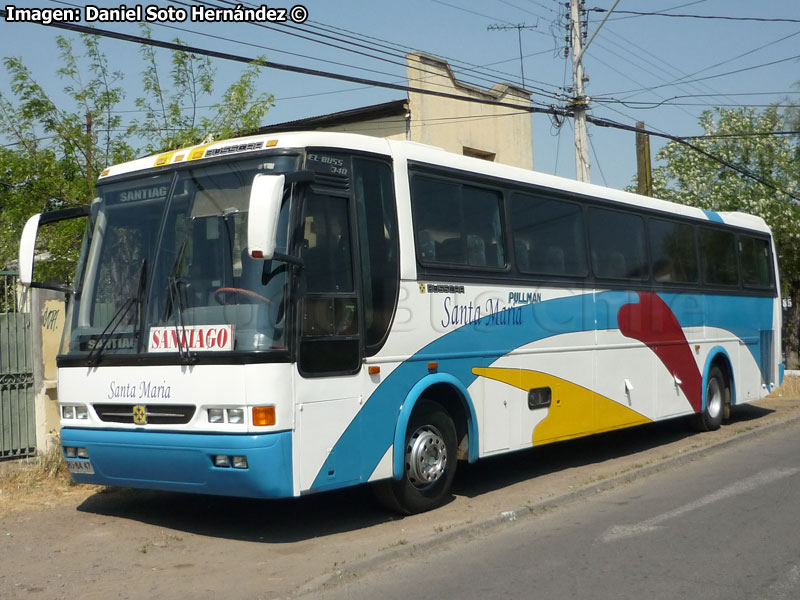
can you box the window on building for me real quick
[462,147,496,162]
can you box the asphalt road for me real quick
[305,419,800,600]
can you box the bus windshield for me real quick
[67,153,300,359]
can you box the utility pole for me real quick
[567,0,620,184]
[636,121,654,196]
[569,0,590,183]
[86,112,93,185]
[487,23,537,90]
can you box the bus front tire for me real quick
[692,365,725,432]
[373,401,457,515]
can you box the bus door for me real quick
[293,182,365,492]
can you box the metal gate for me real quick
[0,272,36,459]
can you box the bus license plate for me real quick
[67,460,95,475]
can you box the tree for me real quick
[652,106,800,366]
[0,33,273,278]
[129,25,274,153]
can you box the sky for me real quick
[1,0,798,191]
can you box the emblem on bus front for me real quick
[132,405,147,425]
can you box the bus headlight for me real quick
[62,404,89,420]
[227,409,244,424]
[208,408,224,424]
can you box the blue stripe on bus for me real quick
[310,291,773,491]
[702,209,724,223]
[62,427,294,499]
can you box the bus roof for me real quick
[98,130,770,235]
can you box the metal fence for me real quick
[0,271,36,459]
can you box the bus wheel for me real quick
[692,365,725,432]
[373,401,457,515]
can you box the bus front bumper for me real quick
[60,427,294,499]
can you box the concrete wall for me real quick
[406,53,534,170]
[310,114,408,140]
[29,288,66,453]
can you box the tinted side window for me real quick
[588,207,648,280]
[301,195,354,293]
[740,235,773,289]
[510,193,587,277]
[353,158,399,354]
[700,228,739,286]
[412,176,504,269]
[298,193,360,376]
[649,218,698,283]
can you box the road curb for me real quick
[302,411,800,596]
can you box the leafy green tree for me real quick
[129,25,274,153]
[652,106,800,366]
[0,32,273,280]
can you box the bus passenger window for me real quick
[511,193,587,277]
[649,218,698,284]
[740,236,773,289]
[411,176,504,269]
[700,228,739,286]
[589,207,647,280]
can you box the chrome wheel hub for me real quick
[406,424,447,488]
[707,377,723,419]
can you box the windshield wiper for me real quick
[163,241,196,364]
[167,274,196,364]
[87,259,147,367]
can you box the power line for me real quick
[589,8,800,24]
[3,9,795,200]
[4,11,558,116]
[172,0,564,100]
[603,53,800,97]
[586,115,800,201]
[597,27,746,110]
[679,130,800,140]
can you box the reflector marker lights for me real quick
[64,446,89,459]
[212,455,248,469]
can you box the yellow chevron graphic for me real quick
[472,367,652,446]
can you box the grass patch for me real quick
[768,376,800,399]
[0,438,91,519]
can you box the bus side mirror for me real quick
[17,205,91,291]
[248,173,285,261]
[18,214,41,286]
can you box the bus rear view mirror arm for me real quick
[248,170,314,261]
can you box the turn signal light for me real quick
[252,406,276,427]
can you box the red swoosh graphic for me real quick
[617,292,702,412]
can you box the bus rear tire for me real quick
[373,400,457,515]
[692,365,725,432]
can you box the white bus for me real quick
[19,131,782,513]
